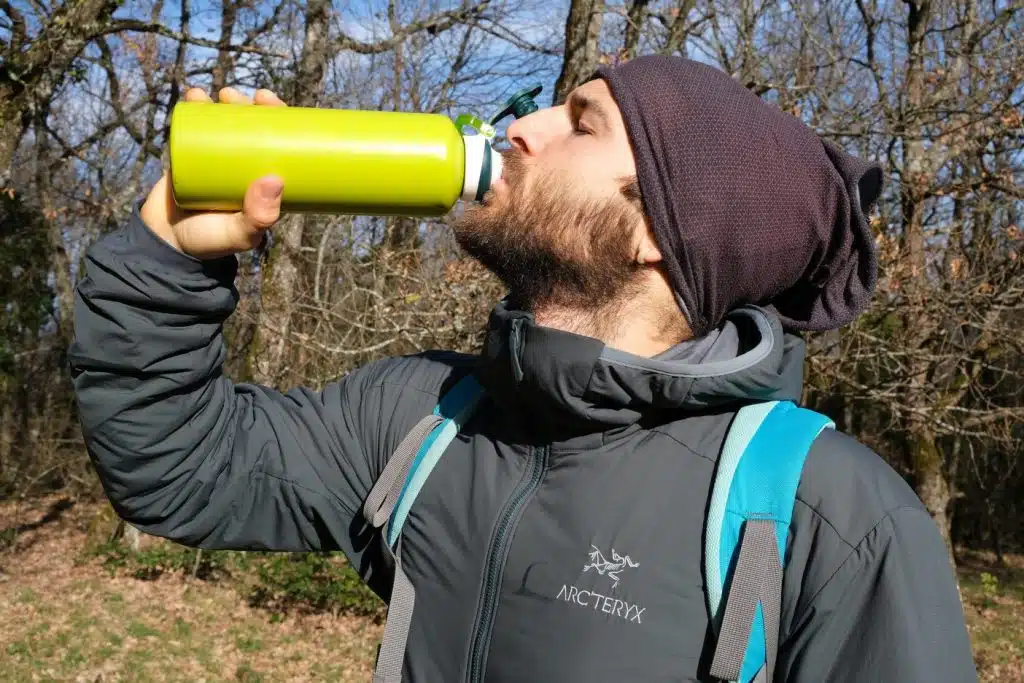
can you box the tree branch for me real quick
[97,19,289,58]
[474,17,560,55]
[335,0,492,55]
[0,0,26,47]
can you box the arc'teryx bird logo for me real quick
[555,545,647,624]
[582,545,639,590]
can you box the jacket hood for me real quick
[475,300,805,439]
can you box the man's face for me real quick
[452,78,646,312]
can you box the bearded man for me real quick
[70,56,977,682]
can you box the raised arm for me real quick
[69,207,380,559]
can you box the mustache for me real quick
[499,148,526,187]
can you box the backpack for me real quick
[362,373,834,683]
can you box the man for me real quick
[70,56,977,681]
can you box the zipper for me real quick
[466,445,549,682]
[509,317,525,384]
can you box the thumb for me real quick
[239,175,284,234]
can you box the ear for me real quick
[634,221,664,265]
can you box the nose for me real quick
[505,106,564,157]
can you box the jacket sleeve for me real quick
[779,432,978,682]
[69,209,384,566]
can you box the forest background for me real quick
[0,0,1022,680]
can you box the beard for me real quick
[452,152,644,318]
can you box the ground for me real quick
[1,496,1021,682]
[0,497,382,682]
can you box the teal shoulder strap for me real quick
[386,373,484,547]
[705,401,834,683]
[363,372,485,683]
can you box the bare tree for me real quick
[0,0,123,183]
[622,0,650,59]
[621,0,1024,563]
[554,0,607,104]
[2,0,1020,570]
[248,0,330,386]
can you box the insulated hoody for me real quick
[69,211,978,682]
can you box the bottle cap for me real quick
[456,82,540,204]
[489,84,543,125]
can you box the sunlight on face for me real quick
[488,78,638,209]
[451,78,647,314]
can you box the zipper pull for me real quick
[509,318,525,385]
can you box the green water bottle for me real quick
[168,85,543,217]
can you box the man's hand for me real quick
[141,86,288,259]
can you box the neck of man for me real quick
[532,287,691,358]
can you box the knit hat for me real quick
[596,55,884,337]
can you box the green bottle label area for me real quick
[168,84,540,216]
[170,103,467,216]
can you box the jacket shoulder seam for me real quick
[793,497,857,551]
[363,355,477,402]
[651,428,716,463]
[253,468,354,516]
[791,504,924,616]
[376,379,444,401]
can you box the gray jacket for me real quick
[69,211,978,682]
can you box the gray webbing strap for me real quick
[363,414,444,527]
[363,413,444,683]
[372,538,415,683]
[710,519,783,683]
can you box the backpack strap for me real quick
[361,372,485,683]
[705,401,834,683]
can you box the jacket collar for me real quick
[475,299,804,440]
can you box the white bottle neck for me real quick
[461,135,503,202]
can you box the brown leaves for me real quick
[950,257,965,280]
[1001,109,1023,129]
[597,47,631,66]
[443,257,492,286]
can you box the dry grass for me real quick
[1,495,1021,682]
[959,549,1024,682]
[0,496,381,682]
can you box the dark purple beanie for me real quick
[596,55,884,337]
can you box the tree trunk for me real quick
[898,0,957,567]
[987,501,1004,565]
[249,0,330,386]
[211,0,239,93]
[622,0,649,59]
[554,0,607,105]
[32,117,75,348]
[163,0,191,145]
[908,425,955,565]
[660,0,696,56]
[383,0,421,253]
[0,377,13,480]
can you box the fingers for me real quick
[184,87,212,103]
[181,86,286,106]
[254,89,287,107]
[237,175,284,239]
[217,87,251,105]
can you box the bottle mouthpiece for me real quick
[461,135,502,203]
